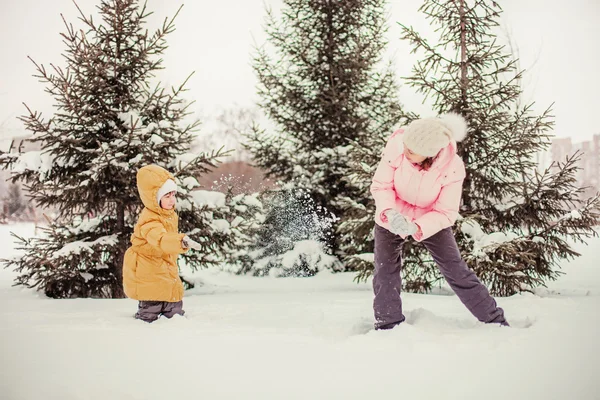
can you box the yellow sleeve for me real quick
[139,219,187,255]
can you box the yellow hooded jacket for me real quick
[122,165,188,302]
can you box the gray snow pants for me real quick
[135,300,184,323]
[373,224,507,329]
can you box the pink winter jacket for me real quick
[371,128,466,241]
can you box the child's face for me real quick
[403,145,428,164]
[160,191,176,210]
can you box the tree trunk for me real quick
[459,0,468,106]
[112,203,126,298]
[457,0,472,213]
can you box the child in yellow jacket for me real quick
[123,164,201,322]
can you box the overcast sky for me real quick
[1,0,598,142]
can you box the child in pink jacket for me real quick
[370,112,508,330]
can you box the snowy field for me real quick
[0,223,598,400]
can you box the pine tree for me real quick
[356,0,600,295]
[0,0,257,298]
[247,0,405,271]
[232,188,342,277]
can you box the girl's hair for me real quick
[421,157,435,170]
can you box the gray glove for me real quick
[385,209,418,236]
[182,235,202,251]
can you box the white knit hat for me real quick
[402,112,469,157]
[156,179,177,205]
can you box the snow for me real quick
[569,209,582,219]
[460,218,486,241]
[181,176,200,190]
[8,150,54,178]
[172,152,201,166]
[234,192,262,208]
[355,253,374,262]
[128,153,143,164]
[549,208,586,226]
[190,190,227,208]
[68,216,104,235]
[117,111,140,128]
[461,219,520,256]
[211,219,230,233]
[230,216,244,228]
[149,134,165,145]
[479,231,519,247]
[276,239,339,276]
[0,223,599,399]
[51,234,118,259]
[80,272,94,282]
[142,122,158,134]
[178,190,227,212]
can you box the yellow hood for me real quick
[136,164,175,213]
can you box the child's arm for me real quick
[140,219,188,254]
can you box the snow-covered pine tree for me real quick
[246,0,405,273]
[357,0,600,295]
[0,0,259,298]
[231,188,341,277]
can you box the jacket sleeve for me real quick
[412,160,466,241]
[139,219,187,255]
[370,130,403,224]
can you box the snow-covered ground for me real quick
[0,223,598,400]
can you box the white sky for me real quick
[1,0,598,142]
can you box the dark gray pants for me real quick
[373,224,507,329]
[135,300,185,323]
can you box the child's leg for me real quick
[422,228,508,325]
[135,301,163,323]
[162,301,185,318]
[373,224,406,329]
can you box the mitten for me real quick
[385,209,418,236]
[182,235,202,250]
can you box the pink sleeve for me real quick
[413,161,466,241]
[370,130,403,223]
